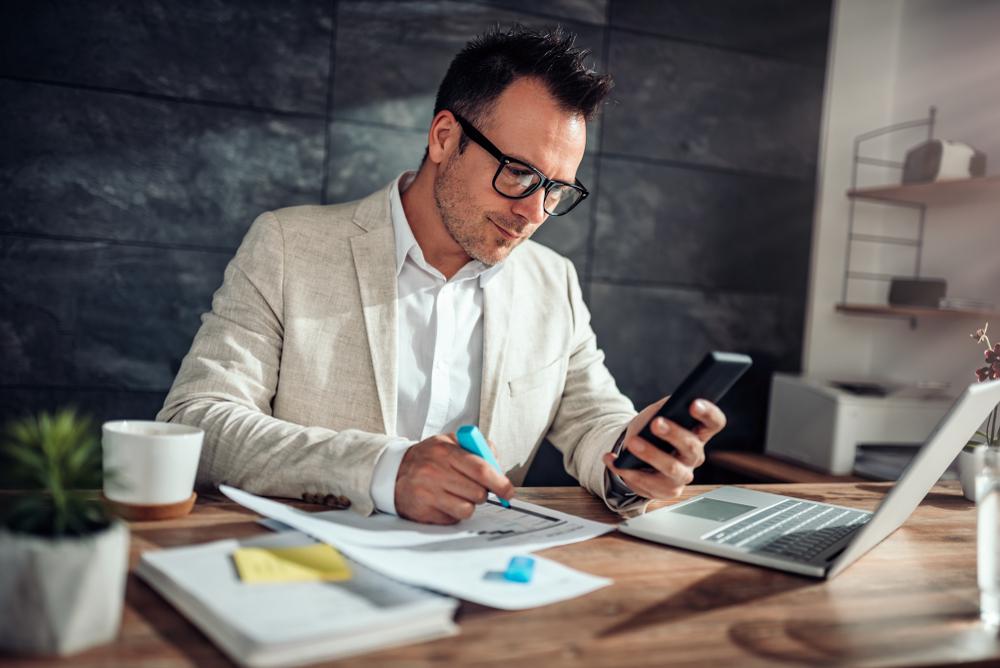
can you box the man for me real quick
[158,25,726,524]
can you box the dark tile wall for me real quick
[0,0,831,483]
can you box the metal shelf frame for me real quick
[840,107,936,308]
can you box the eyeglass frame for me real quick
[449,112,589,217]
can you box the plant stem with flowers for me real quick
[971,323,1000,446]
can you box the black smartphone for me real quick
[613,351,752,470]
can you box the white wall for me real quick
[803,0,1000,392]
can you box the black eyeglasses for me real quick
[451,112,588,216]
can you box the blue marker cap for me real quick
[503,556,535,583]
[456,425,510,508]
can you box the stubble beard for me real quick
[433,152,528,266]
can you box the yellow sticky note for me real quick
[233,544,352,584]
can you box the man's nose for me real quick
[510,188,548,225]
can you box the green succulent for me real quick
[1,408,113,537]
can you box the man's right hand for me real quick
[394,433,515,524]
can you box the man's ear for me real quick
[427,111,460,165]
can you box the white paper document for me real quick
[220,485,613,610]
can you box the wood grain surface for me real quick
[3,483,998,668]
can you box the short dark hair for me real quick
[433,24,613,153]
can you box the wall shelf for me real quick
[848,174,1000,205]
[835,303,1000,321]
[838,108,1000,327]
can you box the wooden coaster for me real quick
[101,492,197,521]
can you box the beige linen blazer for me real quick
[158,183,647,516]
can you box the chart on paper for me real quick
[408,499,574,552]
[475,498,563,535]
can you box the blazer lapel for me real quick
[350,187,398,436]
[479,258,516,439]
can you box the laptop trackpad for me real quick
[668,497,757,523]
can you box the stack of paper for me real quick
[137,531,458,668]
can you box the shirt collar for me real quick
[389,172,505,287]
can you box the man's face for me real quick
[433,78,588,266]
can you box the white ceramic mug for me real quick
[102,421,204,506]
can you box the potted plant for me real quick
[0,408,129,655]
[958,324,1000,500]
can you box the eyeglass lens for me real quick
[494,162,583,215]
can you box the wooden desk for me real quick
[6,483,999,668]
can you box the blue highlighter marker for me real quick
[456,425,511,508]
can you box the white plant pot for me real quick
[959,444,988,501]
[0,520,129,655]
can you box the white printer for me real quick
[765,374,954,476]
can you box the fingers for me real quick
[438,435,513,501]
[605,398,725,500]
[397,480,475,525]
[604,450,687,499]
[394,435,514,525]
[638,416,706,469]
[611,429,695,496]
[419,508,464,525]
[450,447,515,502]
[690,399,726,440]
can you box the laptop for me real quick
[618,379,1000,579]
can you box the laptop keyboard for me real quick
[705,499,871,563]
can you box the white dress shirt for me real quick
[369,172,635,514]
[368,172,504,514]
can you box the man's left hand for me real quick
[602,397,726,500]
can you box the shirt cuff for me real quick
[606,428,637,499]
[370,438,415,515]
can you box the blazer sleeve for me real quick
[156,212,397,516]
[544,258,653,518]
